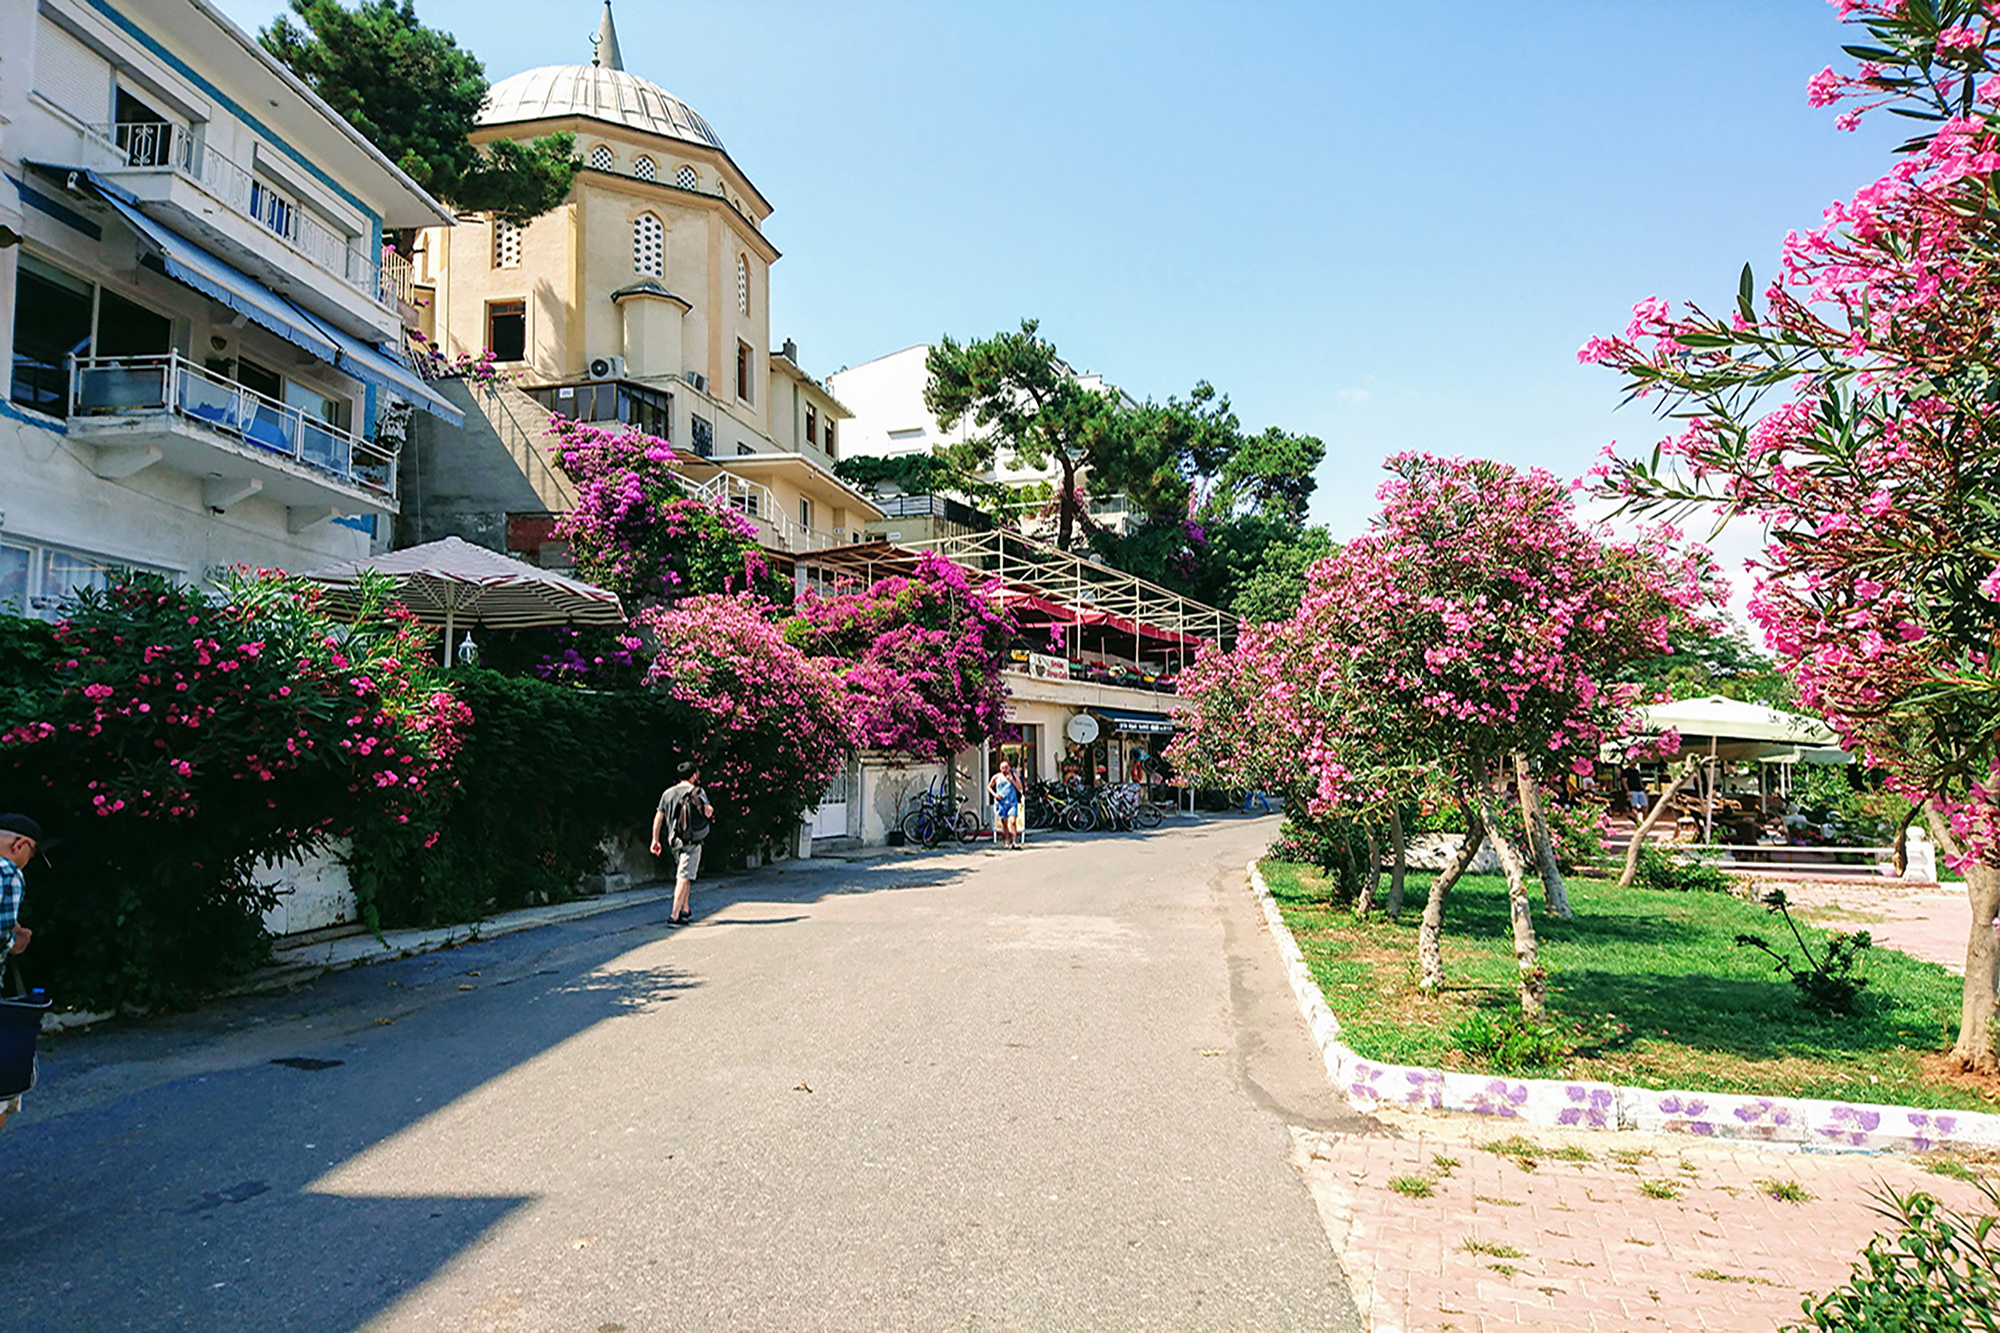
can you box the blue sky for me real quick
[216,0,1900,543]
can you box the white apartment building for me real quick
[0,0,460,616]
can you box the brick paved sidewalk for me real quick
[1776,876,1973,976]
[1293,1111,1995,1333]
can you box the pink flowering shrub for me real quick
[640,595,851,849]
[784,553,1016,763]
[0,572,466,1009]
[1581,0,2000,1069]
[545,415,779,606]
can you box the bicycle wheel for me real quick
[900,810,931,845]
[1134,803,1164,829]
[955,810,984,843]
[1064,803,1095,833]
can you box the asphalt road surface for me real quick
[2,814,1369,1331]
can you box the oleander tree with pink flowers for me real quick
[545,415,780,607]
[0,571,467,1009]
[784,553,1016,763]
[1172,454,1708,1015]
[1581,0,2000,1071]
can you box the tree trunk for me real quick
[1472,760,1546,1018]
[1514,752,1573,919]
[1417,801,1486,993]
[1386,808,1408,918]
[1927,807,2000,1074]
[1616,757,1704,888]
[1356,824,1381,918]
[1056,457,1078,550]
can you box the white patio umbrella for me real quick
[1630,695,1847,841]
[308,536,626,665]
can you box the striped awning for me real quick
[307,536,626,632]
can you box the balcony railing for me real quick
[69,352,397,500]
[686,472,854,554]
[873,492,995,531]
[92,122,401,310]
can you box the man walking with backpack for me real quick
[650,762,713,925]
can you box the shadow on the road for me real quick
[0,850,997,1332]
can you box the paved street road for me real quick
[2,815,1367,1331]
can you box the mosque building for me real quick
[403,2,880,569]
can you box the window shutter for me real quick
[35,18,112,124]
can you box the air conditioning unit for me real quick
[587,355,627,380]
[683,370,708,393]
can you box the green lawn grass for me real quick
[1261,860,1992,1112]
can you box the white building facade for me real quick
[0,0,459,617]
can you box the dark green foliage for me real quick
[1791,1177,2000,1331]
[1621,616,1794,708]
[343,670,694,928]
[832,452,1014,512]
[1737,889,1873,1016]
[1228,526,1335,624]
[261,0,576,225]
[925,320,1130,551]
[1634,844,1739,894]
[1451,1008,1574,1075]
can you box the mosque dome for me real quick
[477,5,724,152]
[479,64,726,152]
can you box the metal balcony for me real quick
[68,353,398,518]
[90,122,402,311]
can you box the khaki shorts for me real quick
[675,843,703,882]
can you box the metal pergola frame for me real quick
[796,530,1235,661]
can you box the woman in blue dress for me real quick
[987,761,1023,850]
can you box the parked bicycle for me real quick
[901,775,982,848]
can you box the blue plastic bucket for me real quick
[0,990,51,1098]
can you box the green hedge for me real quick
[345,669,704,927]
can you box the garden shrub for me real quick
[1737,888,1873,1017]
[1449,1007,1575,1075]
[0,574,462,1009]
[1633,844,1738,894]
[1790,1175,1999,1332]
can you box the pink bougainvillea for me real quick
[545,415,775,606]
[785,553,1016,763]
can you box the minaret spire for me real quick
[592,1,624,70]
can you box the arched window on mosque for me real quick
[634,213,665,277]
[589,144,614,172]
[676,164,698,190]
[736,253,749,315]
[633,155,656,182]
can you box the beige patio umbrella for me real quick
[308,536,626,665]
[1630,695,1848,841]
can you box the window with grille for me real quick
[589,144,614,171]
[633,213,664,276]
[736,254,749,314]
[493,218,522,268]
[676,164,698,189]
[633,155,655,181]
[691,414,714,457]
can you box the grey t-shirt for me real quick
[658,782,711,844]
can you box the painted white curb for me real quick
[1247,860,2000,1155]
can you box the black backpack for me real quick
[674,787,712,845]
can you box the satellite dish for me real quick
[1065,714,1100,745]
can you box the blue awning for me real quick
[58,168,460,425]
[82,179,342,364]
[313,323,463,426]
[1091,706,1177,736]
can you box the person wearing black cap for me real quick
[0,813,39,1131]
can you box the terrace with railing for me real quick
[69,352,397,502]
[92,121,403,311]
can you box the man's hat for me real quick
[676,761,699,779]
[0,813,43,841]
